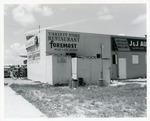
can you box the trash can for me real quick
[78,77,85,86]
[24,68,27,77]
[69,79,78,88]
[98,79,103,86]
[72,79,78,88]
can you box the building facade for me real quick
[111,36,146,79]
[25,29,146,85]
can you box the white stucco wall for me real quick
[46,55,53,84]
[27,30,47,83]
[71,57,111,85]
[26,29,111,85]
[77,58,91,84]
[28,60,41,81]
[102,59,111,86]
[76,58,102,85]
[52,55,72,85]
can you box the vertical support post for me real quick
[100,44,103,81]
[99,44,104,86]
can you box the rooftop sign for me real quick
[46,30,80,55]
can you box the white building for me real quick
[25,29,146,85]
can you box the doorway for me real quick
[118,58,127,79]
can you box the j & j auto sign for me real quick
[112,37,146,51]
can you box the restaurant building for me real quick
[25,29,146,85]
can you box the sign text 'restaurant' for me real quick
[47,32,80,51]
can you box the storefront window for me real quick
[132,55,139,64]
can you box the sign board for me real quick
[114,38,130,51]
[25,36,35,48]
[46,30,80,55]
[112,37,146,51]
[26,35,40,61]
[128,39,146,51]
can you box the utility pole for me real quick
[99,44,104,86]
[100,44,103,80]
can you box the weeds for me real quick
[10,83,147,117]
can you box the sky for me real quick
[4,4,146,65]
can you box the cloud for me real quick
[42,6,53,16]
[26,17,96,34]
[10,43,26,55]
[12,5,36,27]
[10,43,22,50]
[4,5,15,15]
[4,49,25,65]
[12,4,53,27]
[97,7,113,20]
[60,7,66,11]
[48,17,96,29]
[98,15,113,20]
[132,14,146,25]
[98,7,109,15]
[4,43,27,64]
[13,29,24,35]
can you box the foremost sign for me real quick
[112,37,146,51]
[49,40,77,49]
[46,30,80,54]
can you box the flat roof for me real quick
[25,29,146,40]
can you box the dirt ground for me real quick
[5,77,147,118]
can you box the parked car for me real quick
[4,67,10,78]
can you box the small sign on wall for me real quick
[57,56,67,63]
[26,35,40,62]
[114,38,130,51]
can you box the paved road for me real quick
[4,78,46,118]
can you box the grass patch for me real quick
[10,83,147,117]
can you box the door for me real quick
[72,58,77,79]
[118,58,127,79]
